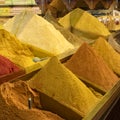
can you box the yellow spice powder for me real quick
[93,37,120,76]
[58,8,110,40]
[65,43,119,91]
[28,56,99,117]
[0,29,35,68]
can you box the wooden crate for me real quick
[13,71,120,120]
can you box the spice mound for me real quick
[93,37,120,76]
[58,8,110,40]
[0,54,20,76]
[4,11,74,55]
[0,29,36,68]
[28,56,99,117]
[44,11,84,48]
[65,43,119,91]
[108,35,120,53]
[0,80,63,120]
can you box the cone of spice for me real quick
[58,8,110,40]
[0,80,63,120]
[4,11,74,55]
[93,37,120,76]
[44,10,84,48]
[28,56,100,117]
[65,43,119,91]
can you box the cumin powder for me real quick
[4,11,74,55]
[0,80,63,120]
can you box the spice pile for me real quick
[93,37,120,76]
[0,80,63,120]
[44,11,84,48]
[58,8,110,40]
[0,54,20,76]
[65,43,119,91]
[28,56,99,117]
[4,11,74,55]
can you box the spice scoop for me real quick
[28,97,32,109]
[33,57,48,62]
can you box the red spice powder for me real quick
[0,55,20,76]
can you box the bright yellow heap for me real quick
[58,8,110,40]
[0,29,35,68]
[28,56,99,117]
[93,37,120,76]
[0,29,52,71]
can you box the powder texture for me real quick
[28,56,99,117]
[0,55,20,76]
[58,8,110,40]
[0,80,63,120]
[4,11,74,55]
[0,29,36,68]
[93,37,120,76]
[44,10,84,48]
[65,43,119,91]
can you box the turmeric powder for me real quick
[93,37,120,76]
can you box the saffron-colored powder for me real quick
[65,43,119,91]
[0,54,20,76]
[28,56,99,117]
[93,37,120,76]
[0,80,63,120]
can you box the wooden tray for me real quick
[9,49,120,120]
[14,72,120,120]
[0,68,25,85]
[83,80,120,120]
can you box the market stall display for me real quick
[28,56,100,118]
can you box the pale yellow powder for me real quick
[4,11,74,55]
[0,29,35,68]
[28,56,100,117]
[0,29,54,73]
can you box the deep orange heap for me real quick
[65,43,119,91]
